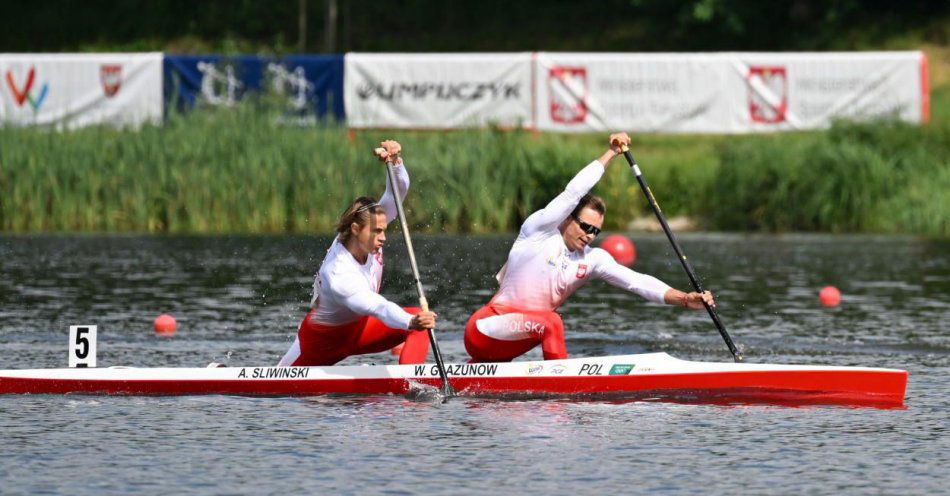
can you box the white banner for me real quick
[728,52,926,132]
[0,53,163,128]
[345,53,533,128]
[536,53,729,133]
[535,51,927,133]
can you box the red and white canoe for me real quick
[0,353,907,407]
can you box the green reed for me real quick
[1,95,948,236]
[0,102,647,233]
[705,117,950,236]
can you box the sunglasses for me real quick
[571,215,602,237]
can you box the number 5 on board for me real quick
[68,325,97,368]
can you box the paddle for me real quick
[617,142,744,362]
[383,159,455,398]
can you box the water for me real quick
[1,233,947,494]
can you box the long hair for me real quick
[335,196,385,243]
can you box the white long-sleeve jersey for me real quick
[492,160,672,312]
[307,161,413,330]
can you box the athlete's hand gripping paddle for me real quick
[616,140,743,362]
[381,150,455,398]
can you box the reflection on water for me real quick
[0,233,947,494]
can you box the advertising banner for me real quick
[163,54,344,121]
[727,52,926,132]
[535,51,927,133]
[345,53,533,128]
[535,52,729,133]
[0,53,162,128]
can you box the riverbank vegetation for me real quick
[1,85,948,236]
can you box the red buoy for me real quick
[819,286,841,307]
[154,314,177,336]
[390,343,405,356]
[600,235,636,266]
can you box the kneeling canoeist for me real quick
[278,140,436,366]
[464,132,714,363]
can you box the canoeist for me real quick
[464,132,715,363]
[278,140,436,366]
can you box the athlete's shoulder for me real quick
[518,216,559,240]
[587,246,615,265]
[322,247,356,276]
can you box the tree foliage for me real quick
[1,0,947,53]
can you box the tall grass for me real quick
[0,102,646,233]
[1,95,948,237]
[705,117,950,236]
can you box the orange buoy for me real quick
[154,314,177,336]
[819,286,841,307]
[600,235,636,266]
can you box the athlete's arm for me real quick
[327,273,414,330]
[589,249,671,304]
[662,288,716,310]
[519,161,605,235]
[519,133,629,236]
[376,141,409,223]
[590,249,715,309]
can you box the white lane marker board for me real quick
[68,325,97,368]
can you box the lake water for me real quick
[1,233,947,494]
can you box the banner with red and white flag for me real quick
[535,51,927,133]
[536,52,729,133]
[0,53,163,128]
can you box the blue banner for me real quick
[163,54,344,121]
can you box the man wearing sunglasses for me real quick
[463,132,714,363]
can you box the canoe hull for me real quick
[0,353,908,407]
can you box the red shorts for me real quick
[463,303,566,362]
[290,307,429,366]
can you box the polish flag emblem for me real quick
[100,64,122,97]
[747,66,787,124]
[549,66,588,124]
[576,264,588,279]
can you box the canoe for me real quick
[0,352,907,407]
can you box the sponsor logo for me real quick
[5,66,49,112]
[527,364,544,375]
[266,63,315,111]
[795,77,862,93]
[238,367,310,379]
[100,64,122,97]
[197,61,243,106]
[549,364,567,375]
[547,253,569,270]
[576,264,588,279]
[579,363,603,375]
[549,66,587,124]
[608,364,635,375]
[596,78,677,94]
[747,66,787,124]
[356,81,521,101]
